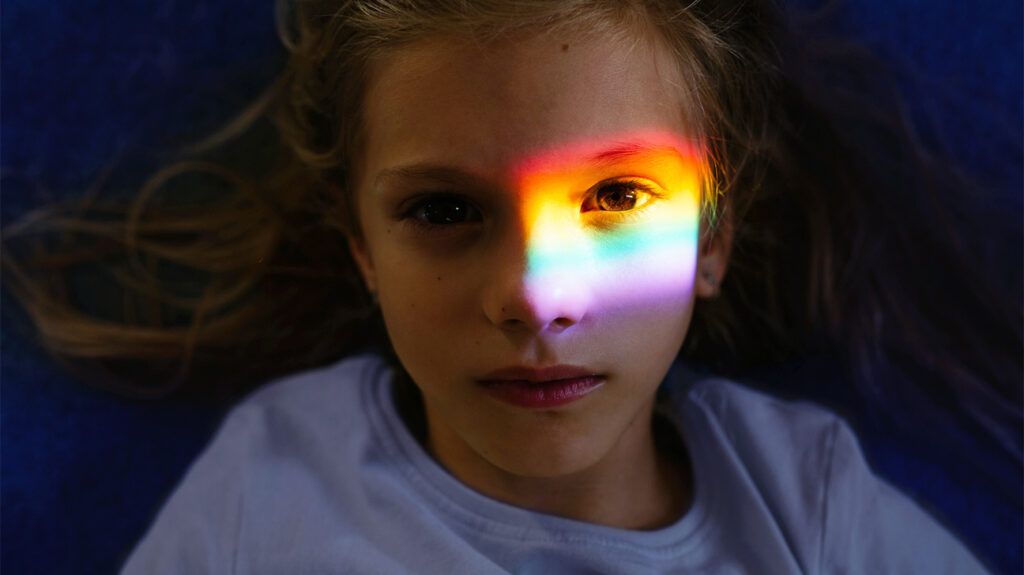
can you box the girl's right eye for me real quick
[400,195,483,229]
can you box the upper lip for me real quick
[477,365,601,383]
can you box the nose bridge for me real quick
[524,202,588,278]
[484,192,592,333]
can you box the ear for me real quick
[346,233,378,295]
[695,211,733,299]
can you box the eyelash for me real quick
[398,179,663,232]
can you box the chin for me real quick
[479,430,612,479]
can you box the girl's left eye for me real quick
[582,180,660,214]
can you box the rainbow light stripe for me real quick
[508,130,706,303]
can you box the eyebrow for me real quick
[373,143,685,190]
[583,143,684,168]
[375,165,490,190]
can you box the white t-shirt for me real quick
[121,353,990,574]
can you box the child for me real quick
[5,0,1013,573]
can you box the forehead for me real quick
[360,31,691,187]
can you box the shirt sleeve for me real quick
[119,405,259,575]
[818,419,992,574]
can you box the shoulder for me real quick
[205,352,389,452]
[121,353,393,574]
[241,351,388,416]
[685,377,840,440]
[682,377,843,482]
[679,377,990,574]
[202,351,392,479]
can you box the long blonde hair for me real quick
[3,0,770,394]
[4,0,1019,467]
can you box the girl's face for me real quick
[349,31,728,479]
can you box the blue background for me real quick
[2,1,1021,573]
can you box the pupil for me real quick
[424,199,467,224]
[598,185,637,211]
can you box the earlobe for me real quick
[696,215,734,299]
[697,268,720,297]
[346,234,377,294]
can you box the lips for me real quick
[476,364,601,384]
[480,377,604,408]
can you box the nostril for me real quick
[552,317,576,329]
[544,318,576,334]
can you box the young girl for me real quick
[4,0,1016,573]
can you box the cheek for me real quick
[374,244,474,341]
[587,223,700,313]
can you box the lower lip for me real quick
[478,376,605,409]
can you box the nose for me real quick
[482,217,592,335]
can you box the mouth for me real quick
[477,376,605,409]
[477,364,600,383]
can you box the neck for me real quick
[417,396,692,531]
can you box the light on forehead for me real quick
[511,129,704,180]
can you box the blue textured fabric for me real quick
[120,353,991,574]
[2,1,1020,574]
